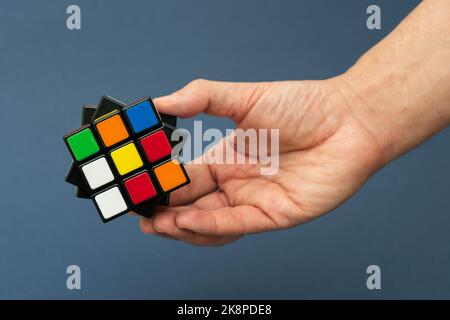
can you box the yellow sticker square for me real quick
[110,142,143,175]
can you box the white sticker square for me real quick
[81,157,114,189]
[94,186,128,220]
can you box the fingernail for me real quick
[153,223,165,234]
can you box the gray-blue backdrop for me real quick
[1,0,449,299]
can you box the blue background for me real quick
[0,0,449,299]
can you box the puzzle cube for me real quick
[64,96,190,222]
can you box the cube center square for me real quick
[125,100,160,133]
[124,171,157,205]
[140,130,172,162]
[96,114,129,147]
[110,142,143,176]
[66,127,100,161]
[153,158,188,192]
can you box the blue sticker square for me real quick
[125,101,160,133]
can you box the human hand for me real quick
[140,0,450,246]
[139,78,384,245]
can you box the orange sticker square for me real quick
[96,114,129,147]
[153,159,188,192]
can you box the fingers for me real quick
[175,205,280,236]
[139,217,158,234]
[140,192,239,246]
[147,79,274,243]
[154,79,265,121]
[168,160,217,206]
[191,190,229,210]
[168,136,233,206]
[140,209,240,246]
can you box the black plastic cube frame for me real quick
[64,96,189,222]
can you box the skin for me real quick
[140,0,450,246]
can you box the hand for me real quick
[140,78,383,245]
[140,0,450,246]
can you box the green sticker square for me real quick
[67,128,100,161]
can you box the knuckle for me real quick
[189,78,208,89]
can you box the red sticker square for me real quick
[124,172,157,205]
[140,130,172,162]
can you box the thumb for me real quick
[154,79,265,121]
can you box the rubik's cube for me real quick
[63,96,190,222]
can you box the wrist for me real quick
[334,52,450,167]
[330,0,450,167]
[329,73,396,168]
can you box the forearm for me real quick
[336,0,450,165]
